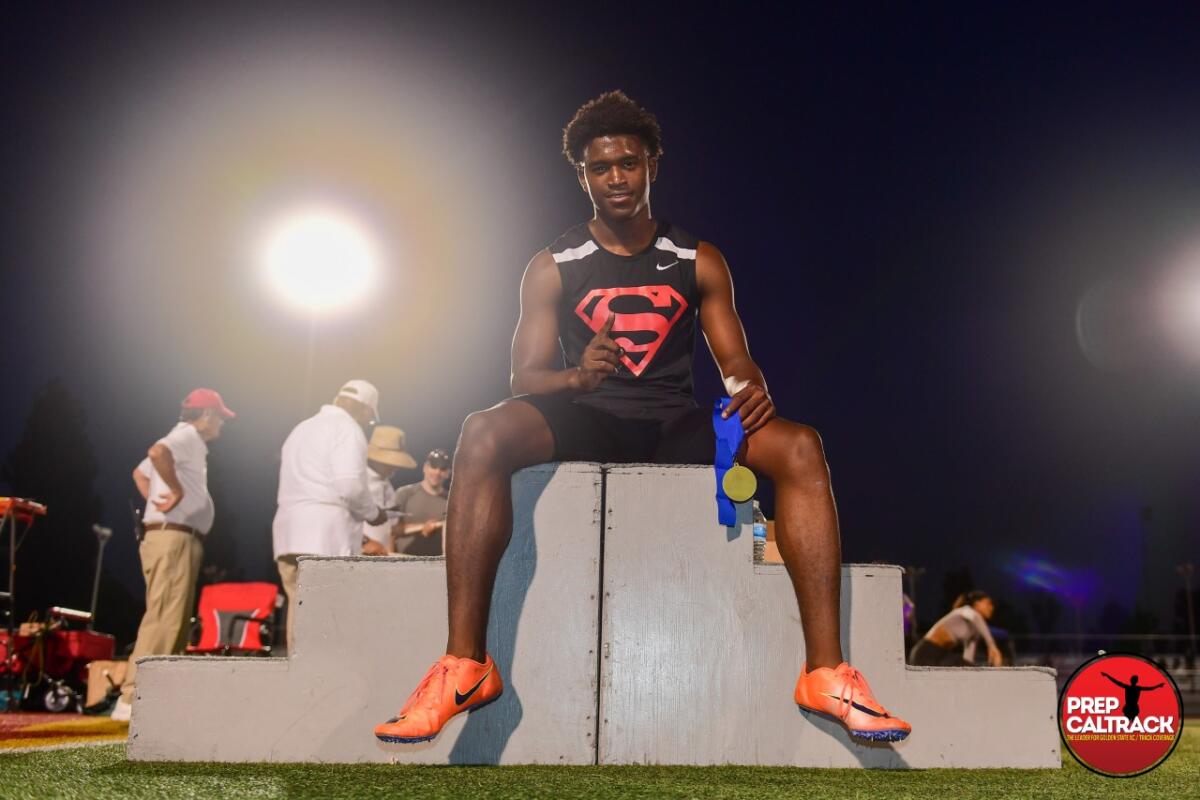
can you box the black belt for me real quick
[142,521,203,537]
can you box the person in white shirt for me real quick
[113,388,235,722]
[361,425,417,555]
[273,380,390,650]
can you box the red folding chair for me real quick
[186,582,280,656]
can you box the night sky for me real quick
[2,2,1199,637]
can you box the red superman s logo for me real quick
[575,285,688,376]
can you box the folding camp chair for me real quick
[186,582,280,656]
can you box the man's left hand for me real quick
[362,539,388,556]
[723,382,775,434]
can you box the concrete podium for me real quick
[128,463,1059,768]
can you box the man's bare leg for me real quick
[742,417,910,739]
[444,400,554,661]
[742,418,843,669]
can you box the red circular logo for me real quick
[1059,652,1184,777]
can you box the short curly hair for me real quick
[562,91,663,168]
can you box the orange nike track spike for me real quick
[794,662,912,742]
[374,653,504,744]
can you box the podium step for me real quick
[599,465,1058,768]
[129,463,1058,767]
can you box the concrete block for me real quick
[130,462,1058,768]
[129,463,603,764]
[599,465,1059,768]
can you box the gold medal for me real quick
[722,464,757,502]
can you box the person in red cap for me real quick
[113,388,235,722]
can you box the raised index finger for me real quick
[596,313,615,339]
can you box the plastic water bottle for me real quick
[752,500,767,563]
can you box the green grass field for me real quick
[2,724,1197,800]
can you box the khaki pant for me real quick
[275,555,300,653]
[120,529,203,702]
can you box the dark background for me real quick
[2,2,1199,648]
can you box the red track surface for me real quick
[0,712,126,748]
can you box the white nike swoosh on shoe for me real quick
[656,261,678,271]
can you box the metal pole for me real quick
[2,510,15,710]
[88,525,113,631]
[7,509,14,624]
[1177,563,1196,661]
[1072,601,1084,656]
[303,316,317,411]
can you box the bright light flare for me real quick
[1159,242,1200,364]
[261,207,380,315]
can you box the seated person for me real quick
[909,590,1002,667]
[374,92,911,745]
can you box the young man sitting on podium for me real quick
[375,92,910,745]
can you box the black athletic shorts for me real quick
[512,393,714,465]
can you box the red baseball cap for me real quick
[182,388,236,418]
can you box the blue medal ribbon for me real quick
[712,397,744,525]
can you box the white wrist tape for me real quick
[724,377,751,396]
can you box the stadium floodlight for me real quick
[261,206,379,315]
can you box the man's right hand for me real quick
[362,539,389,556]
[571,314,622,391]
[152,487,183,512]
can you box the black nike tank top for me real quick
[549,220,700,420]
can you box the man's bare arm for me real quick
[147,443,183,512]
[510,250,620,395]
[132,467,150,500]
[696,241,775,433]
